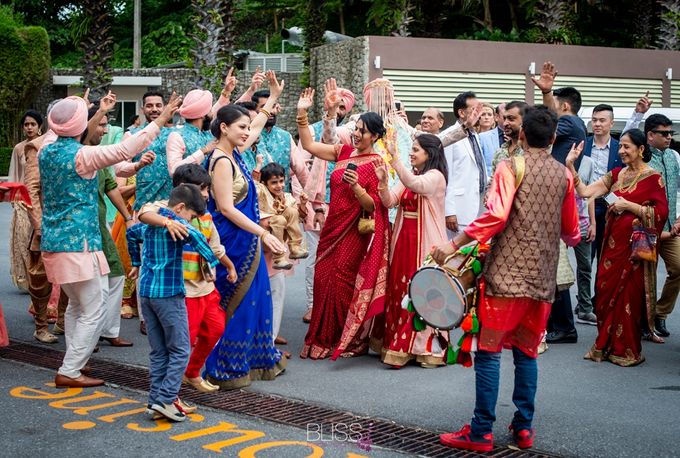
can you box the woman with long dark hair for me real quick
[377,134,450,367]
[296,87,391,360]
[202,72,289,389]
[567,128,668,366]
[9,110,43,292]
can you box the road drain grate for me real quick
[2,340,559,458]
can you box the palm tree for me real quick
[191,0,234,91]
[80,0,113,99]
[656,0,680,50]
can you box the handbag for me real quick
[630,205,658,262]
[358,210,375,235]
[630,226,657,262]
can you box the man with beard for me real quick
[490,101,528,174]
[252,89,300,192]
[82,101,140,349]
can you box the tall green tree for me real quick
[657,0,680,50]
[191,0,233,91]
[79,0,113,98]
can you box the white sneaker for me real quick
[150,401,186,422]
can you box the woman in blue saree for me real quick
[203,73,288,389]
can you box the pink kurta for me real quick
[42,123,161,285]
[379,159,449,366]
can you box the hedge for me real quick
[0,6,50,146]
[0,147,12,177]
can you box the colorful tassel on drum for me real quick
[413,314,426,331]
[446,307,480,367]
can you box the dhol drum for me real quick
[408,250,479,330]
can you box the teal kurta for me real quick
[39,137,101,252]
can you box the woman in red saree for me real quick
[567,129,668,366]
[296,87,390,360]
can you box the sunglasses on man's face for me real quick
[652,130,675,137]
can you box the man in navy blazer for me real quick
[584,104,622,264]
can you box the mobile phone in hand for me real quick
[603,193,618,205]
[344,163,357,183]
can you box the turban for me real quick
[325,88,355,113]
[179,89,213,120]
[47,96,88,138]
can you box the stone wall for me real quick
[231,71,304,134]
[309,37,370,119]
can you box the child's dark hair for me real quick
[260,162,286,183]
[168,183,206,215]
[173,163,211,188]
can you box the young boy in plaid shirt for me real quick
[140,164,237,393]
[127,183,218,422]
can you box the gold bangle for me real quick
[259,108,271,118]
[377,184,387,191]
[355,189,367,198]
[220,90,230,99]
[573,175,581,187]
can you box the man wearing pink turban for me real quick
[166,88,230,176]
[39,95,180,388]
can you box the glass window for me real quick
[109,101,139,129]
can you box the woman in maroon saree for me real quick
[296,88,390,360]
[567,129,668,366]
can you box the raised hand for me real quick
[374,163,388,184]
[222,67,238,96]
[635,91,652,114]
[297,87,315,112]
[156,92,182,126]
[463,101,484,130]
[249,66,265,92]
[531,61,557,94]
[324,78,341,111]
[82,88,92,108]
[266,70,284,99]
[99,90,117,113]
[566,140,585,166]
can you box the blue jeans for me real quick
[471,347,538,436]
[140,294,190,405]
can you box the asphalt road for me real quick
[0,359,396,458]
[1,203,679,457]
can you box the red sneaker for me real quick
[440,424,494,452]
[509,424,535,449]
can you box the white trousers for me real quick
[100,275,125,338]
[270,272,286,340]
[59,258,109,378]
[305,230,320,310]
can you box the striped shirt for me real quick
[127,206,218,298]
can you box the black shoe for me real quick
[655,318,670,337]
[546,330,578,344]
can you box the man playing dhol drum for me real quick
[432,105,581,452]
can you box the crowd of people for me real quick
[2,60,679,450]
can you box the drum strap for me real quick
[512,155,525,189]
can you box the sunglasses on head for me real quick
[652,129,675,137]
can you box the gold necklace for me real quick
[618,166,646,193]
